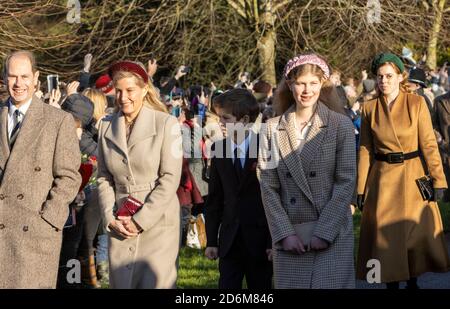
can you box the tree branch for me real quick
[227,0,246,19]
[273,0,292,12]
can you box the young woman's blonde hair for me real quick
[82,88,107,122]
[273,63,345,116]
[112,71,168,113]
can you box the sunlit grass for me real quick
[177,247,219,289]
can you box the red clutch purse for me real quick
[116,195,144,217]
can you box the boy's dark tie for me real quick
[234,147,243,180]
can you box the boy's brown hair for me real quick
[212,88,260,122]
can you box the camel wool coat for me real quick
[0,96,81,288]
[97,104,182,289]
[258,103,356,288]
[357,91,450,283]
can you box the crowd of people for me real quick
[0,47,449,289]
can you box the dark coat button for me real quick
[0,224,5,229]
[23,226,29,232]
[17,194,24,200]
[34,167,41,172]
[290,197,296,204]
[38,210,44,215]
[286,172,292,178]
[309,171,316,177]
[123,159,128,164]
[0,194,4,200]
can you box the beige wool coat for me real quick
[97,104,182,289]
[258,102,356,288]
[357,91,450,283]
[0,96,81,288]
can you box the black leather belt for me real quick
[374,151,419,164]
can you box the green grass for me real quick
[177,247,219,289]
[176,202,450,289]
[439,201,450,232]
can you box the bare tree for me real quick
[424,0,449,69]
[0,0,448,91]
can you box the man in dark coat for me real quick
[435,91,450,202]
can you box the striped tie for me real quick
[9,110,22,149]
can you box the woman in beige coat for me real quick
[258,54,356,288]
[357,53,449,288]
[97,61,182,289]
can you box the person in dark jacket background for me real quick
[57,93,97,288]
[407,67,438,128]
[62,94,97,156]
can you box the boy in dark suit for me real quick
[205,88,272,289]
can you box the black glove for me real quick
[357,194,365,211]
[433,188,445,202]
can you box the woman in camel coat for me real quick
[97,61,182,289]
[357,53,449,288]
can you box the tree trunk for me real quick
[426,0,447,70]
[257,28,277,86]
[257,0,277,86]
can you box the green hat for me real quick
[371,52,405,75]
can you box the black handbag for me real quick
[415,175,434,201]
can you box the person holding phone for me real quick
[97,60,182,289]
[159,65,190,96]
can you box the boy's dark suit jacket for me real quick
[205,133,271,259]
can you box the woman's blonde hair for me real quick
[112,71,168,113]
[82,88,107,122]
[273,63,345,116]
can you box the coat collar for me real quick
[277,102,329,204]
[0,95,45,181]
[377,91,405,152]
[127,105,156,149]
[0,102,10,171]
[104,105,157,159]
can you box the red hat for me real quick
[108,60,149,84]
[95,74,114,94]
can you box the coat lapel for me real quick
[278,105,314,204]
[0,103,10,171]
[300,102,329,170]
[377,92,404,152]
[238,132,259,192]
[3,96,45,177]
[127,105,156,150]
[223,137,240,189]
[104,111,129,160]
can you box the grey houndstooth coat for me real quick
[257,102,356,288]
